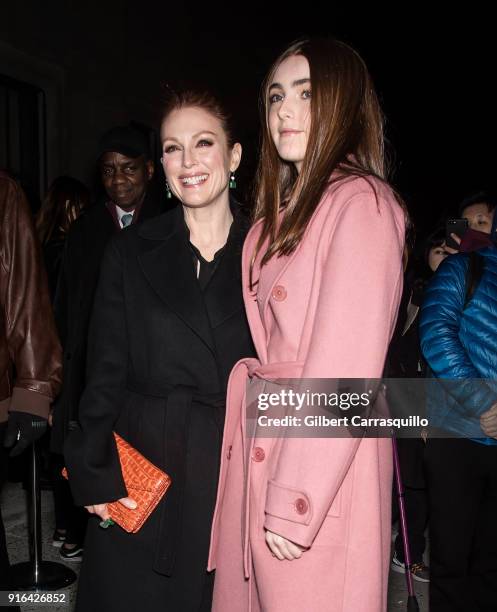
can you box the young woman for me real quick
[64,91,255,612]
[36,175,89,299]
[35,175,89,558]
[209,38,406,611]
[388,229,448,584]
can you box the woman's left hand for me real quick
[265,529,307,560]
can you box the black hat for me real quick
[97,125,151,160]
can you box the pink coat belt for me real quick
[208,357,304,577]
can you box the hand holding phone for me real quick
[445,218,468,251]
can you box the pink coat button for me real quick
[295,498,308,514]
[271,285,287,301]
[251,447,265,462]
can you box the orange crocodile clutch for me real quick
[62,432,171,533]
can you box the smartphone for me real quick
[445,218,468,250]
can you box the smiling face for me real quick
[100,152,153,210]
[461,202,495,234]
[160,106,241,209]
[267,54,312,173]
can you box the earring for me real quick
[229,172,237,189]
[166,181,172,200]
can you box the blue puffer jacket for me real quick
[419,246,497,445]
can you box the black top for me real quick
[187,216,238,291]
[42,236,65,302]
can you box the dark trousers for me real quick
[394,486,428,564]
[0,421,21,611]
[51,453,88,544]
[0,422,11,589]
[425,437,497,612]
[393,438,428,564]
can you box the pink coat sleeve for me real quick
[263,187,405,548]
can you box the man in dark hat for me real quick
[96,125,156,228]
[50,125,164,562]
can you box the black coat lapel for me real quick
[137,207,216,354]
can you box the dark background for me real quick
[1,3,495,235]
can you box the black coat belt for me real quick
[126,377,224,576]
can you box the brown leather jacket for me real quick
[0,171,62,423]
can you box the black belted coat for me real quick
[64,202,255,612]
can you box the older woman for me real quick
[65,91,255,612]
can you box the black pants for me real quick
[393,438,428,564]
[394,486,428,564]
[0,421,21,611]
[0,422,11,588]
[51,453,88,544]
[425,437,497,612]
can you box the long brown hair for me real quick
[36,176,90,245]
[253,37,406,275]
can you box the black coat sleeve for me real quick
[53,236,70,350]
[64,238,128,506]
[53,218,83,350]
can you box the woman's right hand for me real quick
[444,234,461,255]
[85,497,137,521]
[265,529,307,560]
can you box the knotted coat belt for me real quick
[208,358,305,578]
[126,377,225,576]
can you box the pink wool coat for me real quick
[208,176,405,611]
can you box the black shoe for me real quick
[410,561,430,583]
[391,552,430,583]
[59,543,83,562]
[52,528,66,548]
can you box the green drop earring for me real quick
[229,172,237,189]
[166,181,172,199]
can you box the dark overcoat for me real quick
[51,192,163,453]
[64,203,255,611]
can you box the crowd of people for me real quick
[0,36,496,612]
